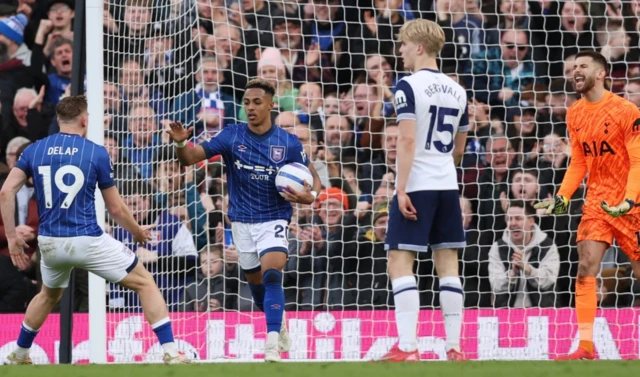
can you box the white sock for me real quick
[267,331,279,347]
[15,347,30,359]
[162,342,179,357]
[439,276,463,352]
[392,276,419,352]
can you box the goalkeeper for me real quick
[535,51,640,360]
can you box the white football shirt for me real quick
[394,68,469,192]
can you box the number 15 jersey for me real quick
[394,68,469,192]
[15,133,115,237]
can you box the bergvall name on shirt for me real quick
[424,83,463,102]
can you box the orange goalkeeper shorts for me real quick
[577,212,640,260]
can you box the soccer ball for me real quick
[275,163,313,197]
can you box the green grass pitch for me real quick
[3,361,640,377]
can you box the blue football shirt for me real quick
[201,123,309,223]
[15,133,115,237]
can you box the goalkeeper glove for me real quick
[534,195,569,215]
[601,199,635,218]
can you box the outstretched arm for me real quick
[556,117,588,200]
[102,186,150,244]
[165,121,209,166]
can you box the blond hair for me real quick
[397,19,445,57]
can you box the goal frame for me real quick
[86,0,107,364]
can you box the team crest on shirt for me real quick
[270,146,286,163]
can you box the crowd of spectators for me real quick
[1,0,640,313]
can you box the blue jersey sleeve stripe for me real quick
[397,113,417,121]
[14,144,33,176]
[459,103,470,131]
[14,163,30,175]
[201,142,215,159]
[98,180,116,190]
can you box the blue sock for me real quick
[248,283,265,312]
[152,318,175,345]
[17,323,39,349]
[262,269,284,334]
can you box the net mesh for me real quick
[97,0,640,362]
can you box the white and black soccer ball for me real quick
[275,163,313,197]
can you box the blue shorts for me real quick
[384,190,466,252]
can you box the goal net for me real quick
[3,0,639,364]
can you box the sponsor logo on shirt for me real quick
[395,90,407,109]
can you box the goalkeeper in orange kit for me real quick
[534,51,640,360]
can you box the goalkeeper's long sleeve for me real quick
[624,150,640,204]
[556,158,587,200]
[557,123,588,200]
[623,109,640,203]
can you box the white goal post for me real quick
[86,0,107,364]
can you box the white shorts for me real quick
[231,219,289,273]
[38,233,137,289]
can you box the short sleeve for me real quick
[394,79,416,121]
[289,137,310,166]
[14,144,34,177]
[201,127,231,158]
[96,146,116,190]
[458,103,470,133]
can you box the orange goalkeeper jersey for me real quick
[557,91,640,215]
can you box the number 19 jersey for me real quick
[15,133,115,237]
[394,68,469,192]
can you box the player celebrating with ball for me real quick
[535,51,640,360]
[166,78,322,362]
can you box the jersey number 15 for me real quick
[426,105,459,153]
[38,165,86,209]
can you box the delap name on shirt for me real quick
[48,147,79,155]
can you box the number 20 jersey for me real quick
[394,68,469,192]
[15,133,115,237]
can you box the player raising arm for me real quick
[166,78,322,362]
[380,19,469,362]
[1,96,190,365]
[534,51,640,360]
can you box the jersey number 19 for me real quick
[426,105,459,153]
[38,165,86,209]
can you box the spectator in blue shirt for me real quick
[171,57,239,138]
[44,37,72,105]
[118,58,169,122]
[466,29,536,111]
[121,105,160,180]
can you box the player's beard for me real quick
[574,75,596,94]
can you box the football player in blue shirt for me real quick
[166,78,323,362]
[0,96,190,364]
